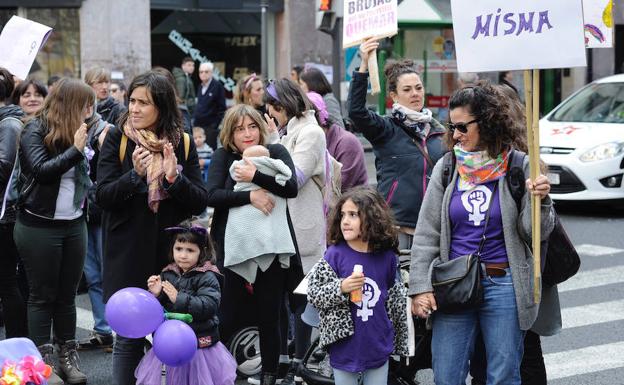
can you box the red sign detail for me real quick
[426,96,450,108]
[550,125,581,135]
[319,0,331,11]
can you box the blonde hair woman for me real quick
[206,104,301,385]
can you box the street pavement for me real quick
[2,150,624,384]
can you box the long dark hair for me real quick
[167,220,215,266]
[264,78,313,120]
[120,70,183,145]
[0,67,15,101]
[300,68,332,96]
[11,78,48,105]
[327,187,399,254]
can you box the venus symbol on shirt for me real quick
[461,185,492,226]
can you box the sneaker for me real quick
[247,362,290,385]
[78,331,113,352]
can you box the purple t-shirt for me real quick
[324,242,396,372]
[449,180,508,264]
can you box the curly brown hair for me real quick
[327,187,399,254]
[445,80,525,158]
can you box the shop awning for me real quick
[397,0,452,27]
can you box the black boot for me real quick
[37,344,65,385]
[58,340,87,384]
[260,372,277,385]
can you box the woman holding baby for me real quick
[205,103,302,385]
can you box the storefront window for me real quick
[403,28,456,121]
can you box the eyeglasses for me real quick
[447,119,479,134]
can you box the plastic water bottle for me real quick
[350,264,363,303]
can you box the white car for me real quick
[539,74,624,201]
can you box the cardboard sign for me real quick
[583,0,613,48]
[342,0,398,49]
[0,16,52,80]
[451,0,586,72]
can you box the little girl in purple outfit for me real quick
[134,220,237,385]
[307,187,410,385]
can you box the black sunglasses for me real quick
[447,119,479,134]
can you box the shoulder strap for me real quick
[506,149,526,210]
[441,151,455,189]
[119,132,189,164]
[476,183,498,258]
[119,133,128,163]
[183,132,190,161]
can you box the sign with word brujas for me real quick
[343,0,398,49]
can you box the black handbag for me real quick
[542,215,580,287]
[431,185,497,313]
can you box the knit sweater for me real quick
[279,111,327,272]
[408,157,556,330]
[224,156,296,282]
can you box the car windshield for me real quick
[549,82,624,123]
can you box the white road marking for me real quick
[559,265,624,292]
[544,341,624,380]
[561,299,624,329]
[574,244,624,257]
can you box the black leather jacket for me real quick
[17,118,87,220]
[0,105,24,223]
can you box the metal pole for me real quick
[332,17,343,103]
[261,0,268,77]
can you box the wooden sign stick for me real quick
[369,50,381,95]
[531,69,541,304]
[523,69,542,304]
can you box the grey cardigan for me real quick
[408,157,556,331]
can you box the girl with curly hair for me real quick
[409,81,556,385]
[308,186,409,385]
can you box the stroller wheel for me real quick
[226,326,262,378]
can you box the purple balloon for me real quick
[105,287,164,338]
[153,320,197,367]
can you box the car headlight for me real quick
[579,142,624,162]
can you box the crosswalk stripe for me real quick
[562,299,624,329]
[575,244,624,257]
[559,265,624,293]
[77,306,95,332]
[544,341,624,380]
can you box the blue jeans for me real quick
[332,360,389,385]
[85,223,112,335]
[113,335,145,385]
[431,268,525,385]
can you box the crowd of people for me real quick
[0,36,560,385]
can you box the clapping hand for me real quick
[162,280,178,303]
[147,275,162,296]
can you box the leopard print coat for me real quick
[307,258,410,356]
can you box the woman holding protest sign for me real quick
[408,82,556,385]
[348,37,446,249]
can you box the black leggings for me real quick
[13,217,87,346]
[220,259,287,373]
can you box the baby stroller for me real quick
[298,251,432,385]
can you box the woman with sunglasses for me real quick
[408,82,556,385]
[96,71,208,385]
[205,104,301,385]
[348,37,446,250]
